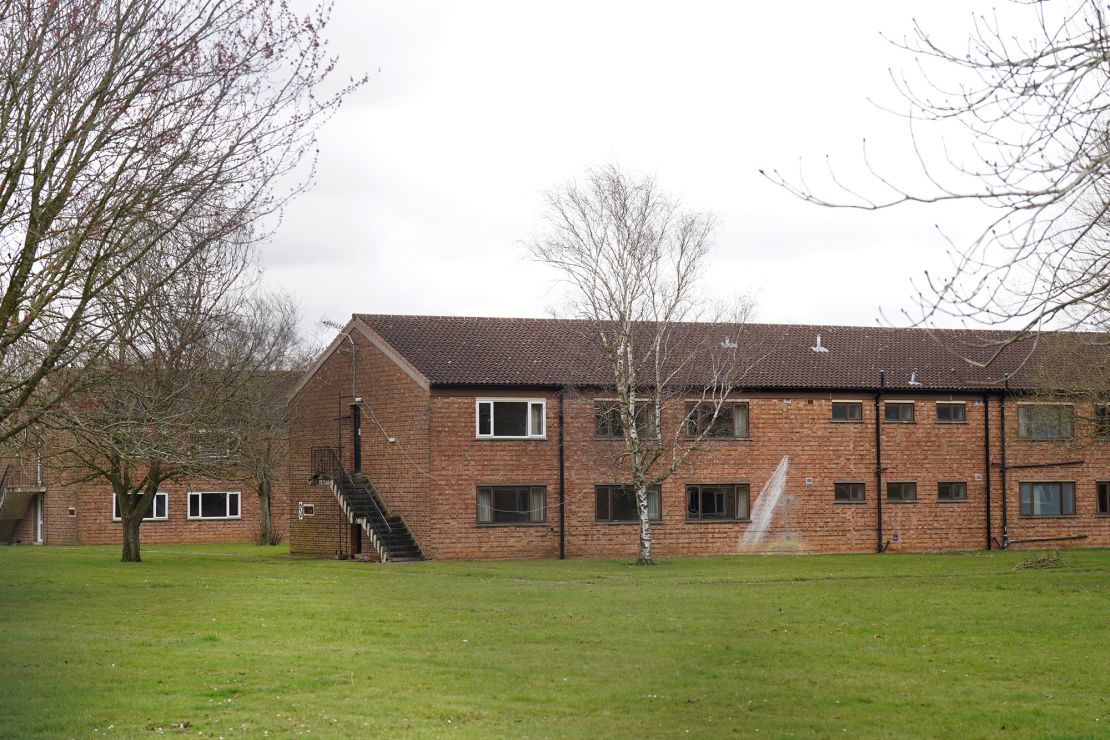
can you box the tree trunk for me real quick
[636,484,655,565]
[121,515,142,562]
[258,477,273,546]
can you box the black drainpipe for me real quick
[558,388,566,560]
[982,392,992,550]
[350,402,362,474]
[1000,375,1010,549]
[875,370,885,553]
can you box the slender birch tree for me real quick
[531,164,753,564]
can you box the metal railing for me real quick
[310,446,394,537]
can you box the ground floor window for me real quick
[112,491,168,521]
[1099,482,1110,515]
[834,481,865,503]
[476,485,545,524]
[686,484,749,521]
[1019,482,1075,517]
[188,491,241,520]
[595,484,661,522]
[937,481,967,502]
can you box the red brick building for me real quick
[288,315,1110,560]
[0,453,287,547]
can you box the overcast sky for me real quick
[264,1,1024,341]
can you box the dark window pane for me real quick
[478,403,492,435]
[1098,483,1110,514]
[492,402,527,437]
[492,487,530,523]
[189,495,200,518]
[611,489,638,521]
[938,482,967,501]
[228,494,239,517]
[1097,407,1110,439]
[595,488,610,520]
[200,492,227,518]
[154,494,166,519]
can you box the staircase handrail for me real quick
[310,446,394,536]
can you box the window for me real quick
[886,482,917,502]
[1096,406,1110,440]
[476,485,545,524]
[594,401,656,438]
[686,484,750,521]
[834,482,865,503]
[937,481,967,502]
[595,484,661,522]
[1098,482,1110,515]
[936,402,966,423]
[1017,404,1073,440]
[112,491,168,521]
[188,491,241,520]
[686,402,749,438]
[831,401,863,422]
[476,399,545,438]
[884,401,915,423]
[1019,482,1075,516]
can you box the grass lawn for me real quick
[1,546,1109,738]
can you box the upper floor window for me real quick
[595,401,656,438]
[834,481,865,503]
[595,484,661,522]
[686,402,749,438]
[884,401,915,423]
[1095,405,1110,440]
[936,402,966,423]
[1017,404,1073,440]
[937,481,967,502]
[886,481,917,502]
[112,491,168,522]
[1019,481,1075,517]
[476,399,545,439]
[1097,482,1110,515]
[831,401,863,422]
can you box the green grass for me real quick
[1,546,1109,738]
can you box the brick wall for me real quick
[288,335,1110,559]
[287,323,432,558]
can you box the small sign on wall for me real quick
[804,477,814,485]
[298,502,315,519]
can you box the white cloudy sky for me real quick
[264,1,1030,340]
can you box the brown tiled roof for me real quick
[357,314,1108,392]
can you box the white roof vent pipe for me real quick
[811,333,829,353]
[908,371,922,386]
[721,335,738,348]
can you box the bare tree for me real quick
[48,238,292,562]
[531,164,753,565]
[0,0,360,444]
[232,293,308,546]
[764,1,1110,358]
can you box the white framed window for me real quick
[112,491,168,521]
[187,491,241,520]
[476,399,546,439]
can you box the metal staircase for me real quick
[310,447,423,562]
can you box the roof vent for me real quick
[908,371,922,386]
[811,334,828,353]
[720,335,738,348]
